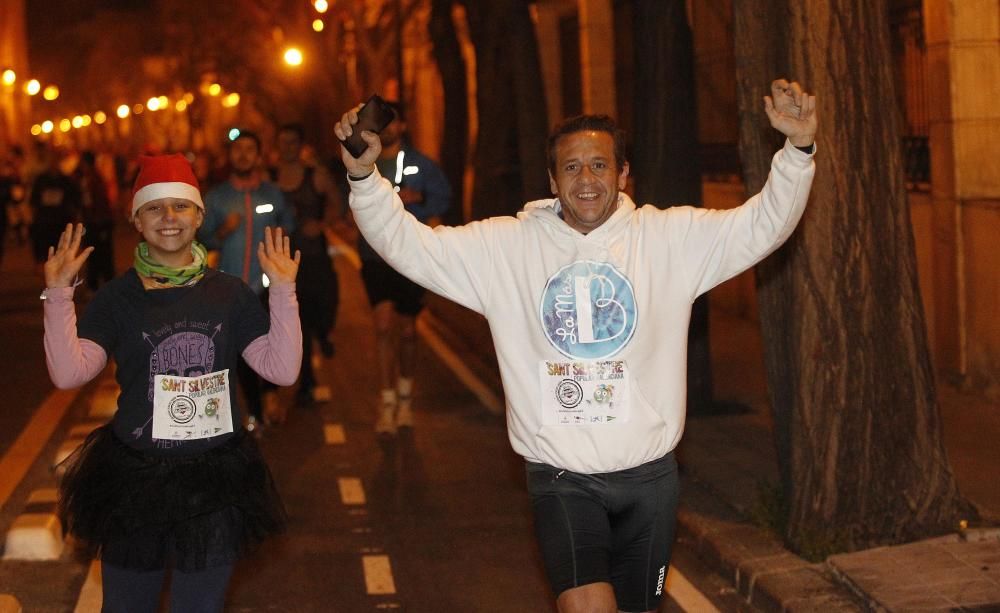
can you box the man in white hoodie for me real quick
[336,79,817,613]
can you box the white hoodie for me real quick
[349,139,815,474]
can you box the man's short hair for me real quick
[233,129,261,150]
[278,123,305,142]
[547,115,627,173]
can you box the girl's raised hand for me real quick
[44,223,94,288]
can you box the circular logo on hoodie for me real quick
[539,260,637,359]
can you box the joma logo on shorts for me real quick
[655,565,666,595]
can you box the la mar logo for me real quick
[539,260,637,359]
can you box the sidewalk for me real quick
[669,308,1000,612]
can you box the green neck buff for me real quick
[133,241,208,287]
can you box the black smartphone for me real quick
[341,94,397,158]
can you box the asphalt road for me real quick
[0,229,755,612]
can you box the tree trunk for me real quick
[430,0,468,224]
[463,0,549,219]
[733,0,974,555]
[631,0,717,414]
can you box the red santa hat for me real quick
[130,153,204,218]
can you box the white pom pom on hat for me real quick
[130,153,204,218]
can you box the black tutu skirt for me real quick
[58,424,286,572]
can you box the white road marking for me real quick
[0,388,80,509]
[666,567,721,613]
[338,477,366,505]
[73,560,102,613]
[362,554,397,594]
[415,316,504,415]
[324,423,346,445]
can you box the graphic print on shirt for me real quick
[136,320,221,442]
[538,261,636,426]
[539,260,637,359]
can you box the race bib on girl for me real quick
[152,369,233,440]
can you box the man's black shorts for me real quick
[526,453,679,612]
[360,258,425,316]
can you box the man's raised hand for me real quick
[764,79,817,148]
[335,104,382,178]
[44,223,94,289]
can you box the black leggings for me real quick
[101,561,234,613]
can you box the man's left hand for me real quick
[764,79,817,148]
[258,226,301,285]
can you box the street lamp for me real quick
[1,70,14,86]
[94,111,107,124]
[314,0,329,13]
[41,120,53,133]
[312,19,324,32]
[116,104,130,119]
[283,47,304,67]
[43,85,59,100]
[25,79,40,95]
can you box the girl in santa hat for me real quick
[41,153,301,612]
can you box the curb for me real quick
[676,478,865,612]
[2,489,63,561]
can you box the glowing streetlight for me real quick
[314,0,329,13]
[157,95,168,107]
[30,124,42,136]
[283,47,303,67]
[175,99,188,112]
[312,19,324,32]
[59,119,71,132]
[208,83,222,96]
[71,115,84,129]
[221,92,240,108]
[147,96,161,111]
[43,85,59,100]
[116,104,130,119]
[94,111,107,124]
[2,70,15,86]
[228,128,241,141]
[42,120,54,133]
[183,92,195,104]
[25,79,40,95]
[81,114,92,127]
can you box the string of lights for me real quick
[1,67,242,137]
[3,0,330,139]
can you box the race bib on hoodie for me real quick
[539,359,631,426]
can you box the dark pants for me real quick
[296,242,338,393]
[526,453,679,612]
[101,561,234,613]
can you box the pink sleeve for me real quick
[43,287,108,389]
[242,282,302,386]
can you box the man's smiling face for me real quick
[548,130,629,234]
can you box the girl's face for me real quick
[132,198,203,266]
